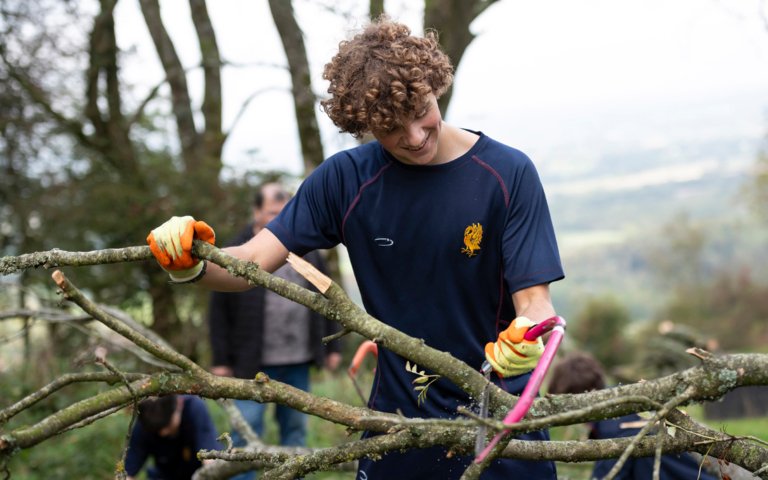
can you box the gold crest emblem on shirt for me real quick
[461,223,483,257]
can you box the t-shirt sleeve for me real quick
[124,424,149,476]
[266,157,346,255]
[502,155,564,293]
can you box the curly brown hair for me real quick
[321,16,454,138]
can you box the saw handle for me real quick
[523,315,565,341]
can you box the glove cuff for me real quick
[168,261,206,284]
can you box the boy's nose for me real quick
[403,124,425,148]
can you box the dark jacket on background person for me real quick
[208,225,341,379]
[590,413,717,480]
[125,395,220,480]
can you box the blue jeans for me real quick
[231,363,310,480]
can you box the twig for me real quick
[0,372,145,425]
[92,347,141,475]
[603,386,695,480]
[61,403,128,432]
[653,428,663,480]
[459,395,663,434]
[217,399,261,447]
[323,327,351,344]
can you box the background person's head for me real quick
[547,351,607,395]
[137,395,182,437]
[252,182,291,229]
[320,16,454,139]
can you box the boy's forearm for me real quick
[199,229,289,291]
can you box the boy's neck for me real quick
[435,123,479,164]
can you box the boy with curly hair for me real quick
[147,16,564,479]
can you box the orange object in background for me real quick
[347,340,378,404]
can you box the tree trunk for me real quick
[268,0,325,175]
[424,0,498,115]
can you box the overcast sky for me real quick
[115,0,768,176]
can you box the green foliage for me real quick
[7,412,130,480]
[0,350,138,480]
[660,268,768,352]
[620,321,705,381]
[570,295,632,368]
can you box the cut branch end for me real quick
[686,347,713,362]
[52,270,65,287]
[286,252,332,294]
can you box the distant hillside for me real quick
[543,132,766,322]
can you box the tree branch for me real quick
[0,372,146,426]
[52,270,205,376]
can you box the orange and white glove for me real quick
[146,216,215,283]
[484,316,544,377]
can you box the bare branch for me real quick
[0,372,145,426]
[0,246,153,275]
[51,270,205,375]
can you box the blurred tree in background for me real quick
[570,295,631,369]
[0,0,264,361]
[0,0,497,360]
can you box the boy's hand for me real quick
[484,316,544,377]
[147,216,215,282]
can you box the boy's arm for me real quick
[510,283,556,321]
[200,228,289,290]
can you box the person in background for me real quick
[125,394,220,480]
[547,351,717,480]
[147,16,563,479]
[207,182,342,478]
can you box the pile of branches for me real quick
[1,243,767,479]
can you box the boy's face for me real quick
[372,94,444,166]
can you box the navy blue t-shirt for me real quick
[125,396,221,480]
[590,414,717,479]
[268,132,564,478]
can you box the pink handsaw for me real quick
[474,315,567,463]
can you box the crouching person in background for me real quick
[125,394,221,480]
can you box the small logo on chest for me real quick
[461,223,483,257]
[374,237,394,247]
